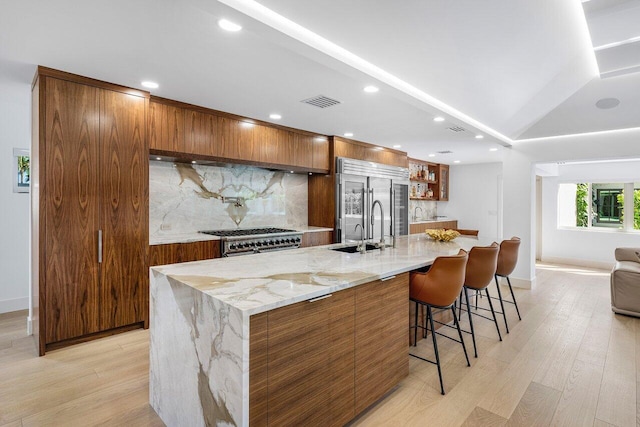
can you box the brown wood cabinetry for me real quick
[300,231,333,248]
[355,273,409,413]
[249,273,409,425]
[410,220,458,234]
[149,241,220,266]
[267,288,356,426]
[439,164,450,201]
[32,67,149,355]
[149,97,330,174]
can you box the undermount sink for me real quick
[331,243,381,253]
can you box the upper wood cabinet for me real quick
[439,164,450,201]
[149,98,330,173]
[333,136,408,169]
[32,67,149,355]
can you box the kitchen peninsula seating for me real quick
[493,237,522,333]
[610,248,640,317]
[458,243,502,358]
[409,250,470,395]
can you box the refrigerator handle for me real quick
[336,179,343,242]
[368,188,374,239]
[390,187,395,236]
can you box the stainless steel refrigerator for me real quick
[335,157,409,243]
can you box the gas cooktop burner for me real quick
[199,227,304,256]
[200,227,297,237]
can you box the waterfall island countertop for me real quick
[149,234,493,426]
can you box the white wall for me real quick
[440,162,502,239]
[540,160,640,268]
[0,61,33,314]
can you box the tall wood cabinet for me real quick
[32,67,149,355]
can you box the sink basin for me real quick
[331,243,381,253]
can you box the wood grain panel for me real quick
[43,77,101,344]
[32,75,44,355]
[439,164,449,201]
[149,101,184,152]
[184,110,218,157]
[249,312,268,426]
[308,174,336,231]
[312,136,329,172]
[99,89,148,330]
[300,231,333,248]
[149,241,219,266]
[333,136,407,168]
[410,220,458,235]
[293,133,314,169]
[355,273,409,414]
[267,288,355,427]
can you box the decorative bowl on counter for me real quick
[425,228,460,242]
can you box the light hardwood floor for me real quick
[0,263,634,426]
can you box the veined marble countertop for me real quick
[151,234,487,316]
[149,225,333,246]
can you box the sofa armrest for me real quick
[615,248,640,263]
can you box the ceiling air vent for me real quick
[301,95,341,108]
[437,150,453,154]
[447,126,466,132]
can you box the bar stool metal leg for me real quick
[463,287,477,358]
[485,288,502,341]
[426,305,445,395]
[451,306,470,367]
[413,301,419,346]
[494,275,510,333]
[506,276,522,320]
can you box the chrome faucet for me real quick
[413,206,423,222]
[371,200,385,250]
[354,223,366,254]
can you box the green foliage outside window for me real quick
[617,189,640,230]
[576,183,589,227]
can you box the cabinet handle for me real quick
[381,275,396,282]
[308,294,332,303]
[98,229,103,263]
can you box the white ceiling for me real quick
[0,0,638,164]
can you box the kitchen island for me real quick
[150,234,488,426]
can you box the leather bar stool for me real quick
[493,237,522,333]
[409,249,469,395]
[458,243,501,358]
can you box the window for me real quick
[558,182,638,232]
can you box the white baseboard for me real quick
[0,297,29,314]
[540,256,614,271]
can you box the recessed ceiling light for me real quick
[141,81,159,89]
[475,135,484,139]
[344,132,353,137]
[428,154,436,158]
[453,160,461,163]
[595,98,620,109]
[393,144,401,148]
[363,85,379,93]
[489,148,498,152]
[218,19,242,32]
[156,157,162,160]
[433,116,445,122]
[269,113,282,120]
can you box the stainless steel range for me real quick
[200,227,303,257]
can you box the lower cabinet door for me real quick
[355,273,409,413]
[267,288,355,427]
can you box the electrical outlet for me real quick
[160,223,172,231]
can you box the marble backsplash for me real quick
[409,199,437,221]
[150,161,308,239]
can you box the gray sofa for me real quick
[611,248,640,317]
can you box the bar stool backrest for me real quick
[410,249,468,307]
[465,243,499,290]
[495,237,521,277]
